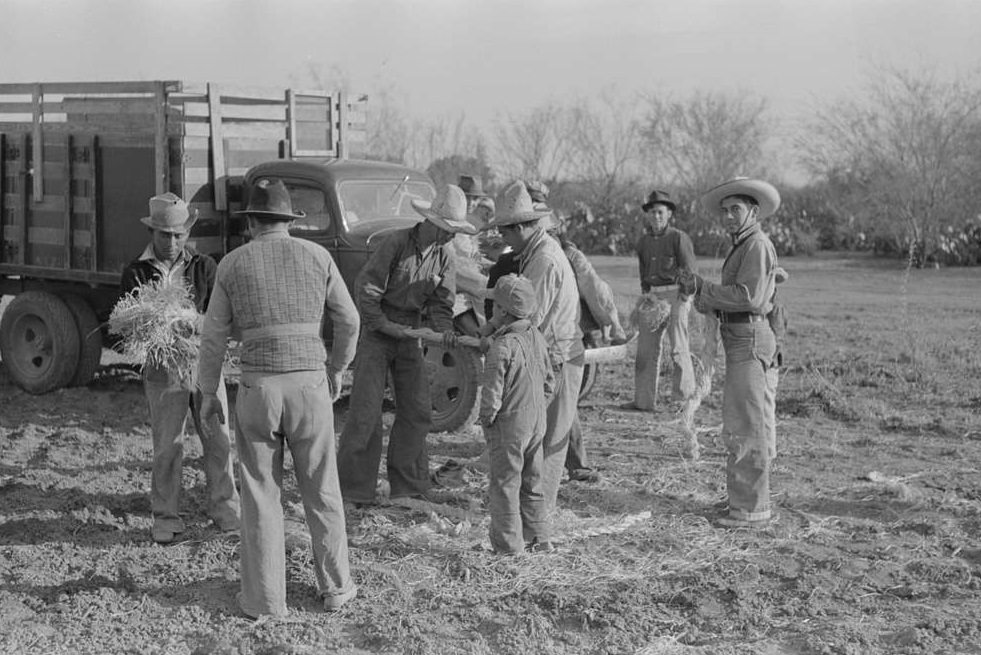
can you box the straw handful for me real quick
[109,277,202,380]
[630,293,671,334]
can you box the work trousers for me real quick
[563,416,589,473]
[485,408,548,554]
[143,367,239,534]
[541,358,585,513]
[721,322,779,521]
[634,291,694,409]
[338,330,432,503]
[235,369,353,617]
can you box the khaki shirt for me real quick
[698,223,777,314]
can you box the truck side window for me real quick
[285,183,331,232]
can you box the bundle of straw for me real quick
[629,293,671,334]
[108,277,201,380]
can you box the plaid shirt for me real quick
[197,230,359,393]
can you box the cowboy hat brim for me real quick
[700,178,780,219]
[233,209,307,220]
[140,213,199,233]
[411,200,477,235]
[489,208,553,229]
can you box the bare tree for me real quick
[492,102,575,181]
[798,66,981,260]
[639,90,771,195]
[566,92,644,202]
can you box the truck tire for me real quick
[61,294,103,386]
[424,344,482,433]
[0,291,81,393]
[579,362,599,401]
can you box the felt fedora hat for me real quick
[642,189,676,212]
[489,181,553,228]
[458,175,488,199]
[140,192,198,233]
[700,177,781,219]
[412,184,477,234]
[236,178,306,220]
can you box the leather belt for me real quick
[717,311,766,324]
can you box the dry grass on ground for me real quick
[1,252,980,654]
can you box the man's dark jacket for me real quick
[120,247,218,313]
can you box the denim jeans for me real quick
[634,291,694,409]
[485,406,547,554]
[338,330,432,503]
[721,322,779,521]
[143,366,239,533]
[235,369,353,617]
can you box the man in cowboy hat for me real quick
[197,177,361,616]
[337,184,475,507]
[458,174,488,214]
[625,189,697,411]
[121,192,240,545]
[677,177,782,528]
[483,181,583,515]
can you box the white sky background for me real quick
[2,0,980,180]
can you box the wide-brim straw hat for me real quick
[235,178,307,220]
[700,177,781,219]
[489,181,553,228]
[140,192,198,233]
[412,184,477,235]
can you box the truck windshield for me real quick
[338,180,436,227]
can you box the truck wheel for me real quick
[424,344,482,433]
[61,294,103,386]
[0,291,81,393]
[579,362,599,401]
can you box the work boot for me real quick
[525,537,555,553]
[323,585,358,612]
[567,468,601,483]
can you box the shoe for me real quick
[430,460,466,488]
[151,526,180,544]
[617,402,651,412]
[567,468,601,483]
[717,515,771,529]
[323,584,358,612]
[525,538,555,553]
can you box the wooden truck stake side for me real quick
[0,80,621,432]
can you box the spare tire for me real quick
[61,294,103,386]
[424,344,482,433]
[0,291,81,393]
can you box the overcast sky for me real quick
[2,0,980,142]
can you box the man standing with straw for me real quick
[197,178,360,616]
[121,192,239,545]
[626,189,697,411]
[678,177,781,528]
